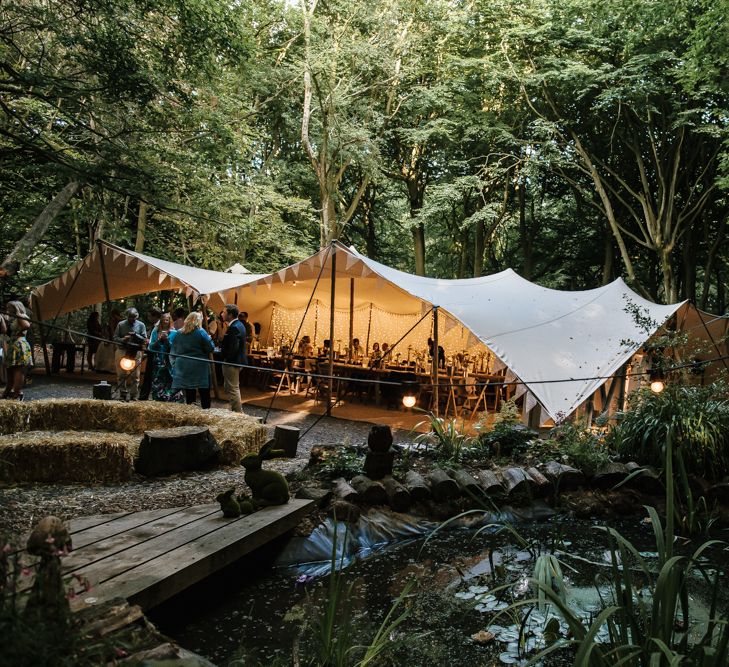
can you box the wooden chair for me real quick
[458,373,479,417]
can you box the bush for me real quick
[476,422,538,459]
[607,384,729,481]
[537,421,613,476]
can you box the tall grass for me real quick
[516,430,729,666]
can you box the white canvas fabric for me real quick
[34,240,692,420]
[31,241,265,319]
[230,241,685,420]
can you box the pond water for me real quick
[152,510,728,667]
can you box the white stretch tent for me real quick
[31,241,266,320]
[229,241,687,421]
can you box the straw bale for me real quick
[0,400,267,482]
[0,431,137,484]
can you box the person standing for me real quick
[138,307,161,400]
[172,307,187,330]
[148,312,183,402]
[221,304,247,412]
[170,311,214,408]
[0,301,33,400]
[113,307,147,400]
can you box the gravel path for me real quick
[0,376,417,543]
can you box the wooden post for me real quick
[432,306,439,416]
[32,297,52,376]
[327,246,337,416]
[96,240,113,317]
[365,302,372,353]
[617,361,629,412]
[348,278,354,361]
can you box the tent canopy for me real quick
[32,240,701,421]
[31,241,266,319]
[228,241,685,420]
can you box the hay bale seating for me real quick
[0,399,267,484]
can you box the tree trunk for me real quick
[2,180,81,275]
[473,220,484,277]
[457,228,469,279]
[134,200,148,253]
[660,248,677,304]
[602,222,614,285]
[412,223,426,276]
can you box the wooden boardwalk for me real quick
[28,500,314,611]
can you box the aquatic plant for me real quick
[414,412,475,463]
[289,519,418,666]
[508,431,729,666]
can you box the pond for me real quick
[152,509,728,666]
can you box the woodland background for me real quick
[1,0,727,310]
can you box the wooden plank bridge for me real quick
[25,499,314,611]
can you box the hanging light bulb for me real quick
[649,369,666,394]
[119,355,136,372]
[402,381,418,409]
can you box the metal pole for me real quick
[327,245,337,416]
[432,305,439,416]
[96,240,113,315]
[348,278,354,361]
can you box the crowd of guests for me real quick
[107,304,257,412]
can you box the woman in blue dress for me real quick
[148,312,183,403]
[170,311,215,408]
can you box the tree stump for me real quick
[136,426,220,476]
[428,468,460,502]
[351,475,388,505]
[367,424,393,452]
[332,477,359,504]
[329,500,360,523]
[295,486,332,508]
[475,469,504,496]
[383,476,411,512]
[499,467,535,498]
[544,461,585,490]
[447,468,482,496]
[592,462,630,490]
[404,470,431,502]
[273,425,299,458]
[364,450,395,479]
[526,467,553,497]
[624,462,663,495]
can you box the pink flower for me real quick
[45,536,55,544]
[67,588,77,600]
[21,568,31,577]
[114,648,128,658]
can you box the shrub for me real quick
[476,422,538,459]
[607,384,729,481]
[538,421,613,476]
[414,413,475,463]
[319,447,365,478]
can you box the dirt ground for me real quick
[0,374,418,543]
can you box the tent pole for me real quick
[96,240,113,318]
[365,303,372,353]
[348,278,354,361]
[33,296,52,376]
[617,361,629,412]
[327,246,337,416]
[432,306,439,416]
